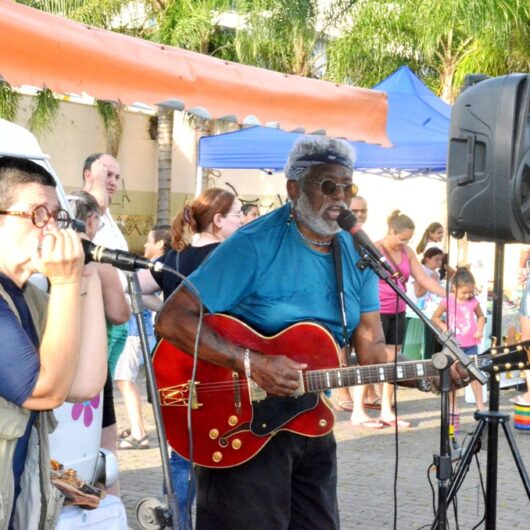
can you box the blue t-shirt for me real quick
[187,204,379,343]
[0,274,40,528]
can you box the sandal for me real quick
[117,434,150,450]
[334,400,353,412]
[118,428,131,439]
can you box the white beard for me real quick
[294,191,348,237]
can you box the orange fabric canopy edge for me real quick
[0,0,390,145]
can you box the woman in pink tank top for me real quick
[372,211,445,428]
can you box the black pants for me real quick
[195,431,339,530]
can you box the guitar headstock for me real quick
[477,340,530,376]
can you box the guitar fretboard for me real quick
[305,360,437,392]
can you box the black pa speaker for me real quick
[447,73,530,243]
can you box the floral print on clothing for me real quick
[71,394,100,427]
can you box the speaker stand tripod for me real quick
[431,242,530,529]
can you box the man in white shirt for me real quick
[82,153,129,495]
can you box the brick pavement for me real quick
[115,372,530,529]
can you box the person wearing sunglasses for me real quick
[0,156,107,530]
[155,136,389,530]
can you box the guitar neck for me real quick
[305,359,437,393]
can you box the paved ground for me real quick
[115,372,530,529]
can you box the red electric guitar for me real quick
[152,314,530,468]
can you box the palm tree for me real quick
[326,0,530,102]
[155,107,173,225]
[231,0,355,77]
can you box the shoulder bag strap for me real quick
[380,244,407,285]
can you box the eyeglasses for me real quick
[224,211,243,218]
[351,208,368,215]
[0,205,72,230]
[308,179,358,196]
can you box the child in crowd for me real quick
[416,222,444,255]
[432,268,486,434]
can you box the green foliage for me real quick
[155,0,233,53]
[232,0,355,76]
[27,88,60,136]
[326,0,530,100]
[95,100,124,156]
[0,83,21,122]
[16,0,154,36]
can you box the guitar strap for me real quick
[332,235,358,366]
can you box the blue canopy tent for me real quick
[198,66,451,175]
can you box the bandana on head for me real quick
[285,152,354,181]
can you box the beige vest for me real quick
[0,281,63,530]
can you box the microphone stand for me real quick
[127,272,178,530]
[354,244,487,530]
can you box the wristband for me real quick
[243,348,252,379]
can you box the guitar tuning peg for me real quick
[495,374,501,382]
[491,336,498,347]
[502,336,508,347]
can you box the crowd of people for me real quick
[2,134,524,530]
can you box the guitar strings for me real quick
[164,348,524,397]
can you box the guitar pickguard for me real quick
[250,394,320,436]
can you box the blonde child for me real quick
[432,268,486,418]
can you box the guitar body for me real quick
[152,314,340,468]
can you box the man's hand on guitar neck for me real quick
[248,352,307,397]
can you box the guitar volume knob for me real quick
[212,452,223,463]
[209,429,219,440]
[231,439,242,450]
[228,415,238,426]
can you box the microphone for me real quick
[337,209,398,279]
[81,239,168,273]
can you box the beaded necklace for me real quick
[293,219,332,247]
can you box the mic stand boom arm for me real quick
[355,244,487,385]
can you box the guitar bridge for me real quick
[159,382,201,409]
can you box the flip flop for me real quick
[351,419,384,429]
[334,400,353,412]
[380,418,411,429]
[510,395,530,406]
[117,434,150,450]
[364,398,395,412]
[363,398,381,410]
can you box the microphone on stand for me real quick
[81,239,170,273]
[337,209,398,279]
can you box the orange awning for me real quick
[0,0,390,145]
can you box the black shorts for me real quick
[102,369,116,428]
[380,312,406,346]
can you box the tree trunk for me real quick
[193,116,214,195]
[156,107,173,225]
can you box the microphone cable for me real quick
[148,267,205,530]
